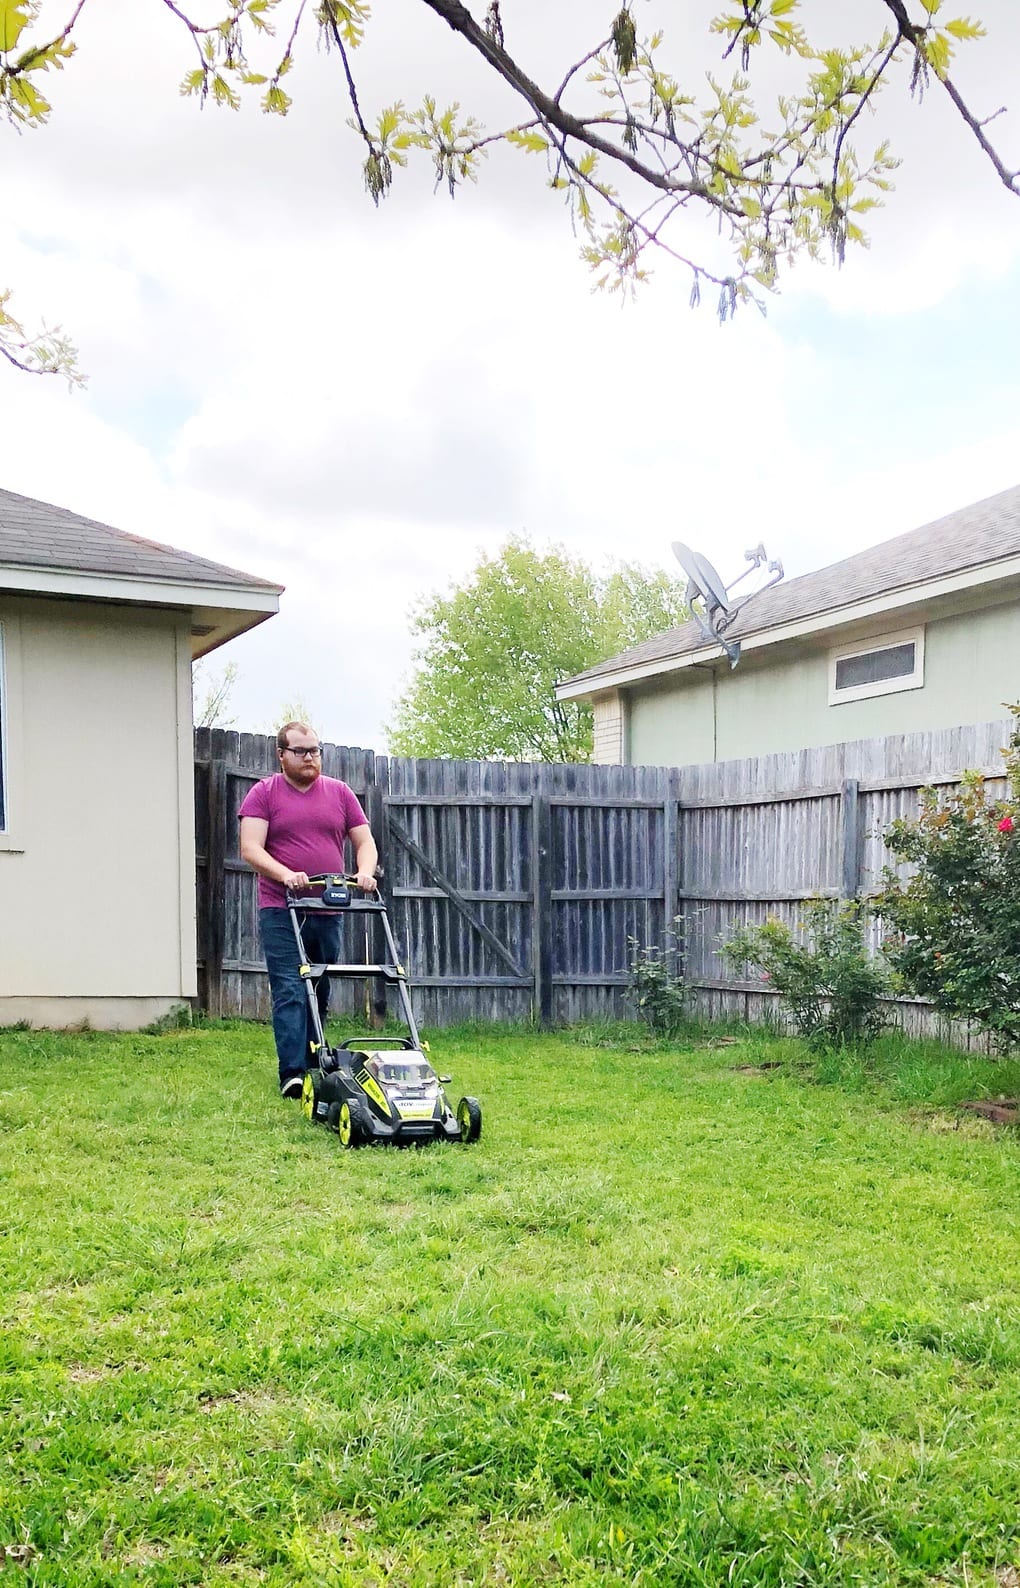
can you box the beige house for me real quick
[558,484,1020,766]
[0,488,281,1028]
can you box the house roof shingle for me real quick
[0,486,283,593]
[562,481,1020,691]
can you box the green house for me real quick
[557,484,1020,767]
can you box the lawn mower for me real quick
[285,874,482,1148]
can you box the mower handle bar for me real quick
[284,872,385,912]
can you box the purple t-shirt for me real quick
[238,773,369,908]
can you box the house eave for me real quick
[0,564,281,658]
[555,553,1020,702]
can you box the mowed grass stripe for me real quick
[1,1023,1019,1585]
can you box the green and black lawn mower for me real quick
[286,874,482,1148]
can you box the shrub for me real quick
[876,707,1020,1052]
[721,898,892,1050]
[625,920,687,1038]
[141,1003,200,1035]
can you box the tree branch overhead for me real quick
[1,0,1017,378]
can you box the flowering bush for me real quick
[876,706,1020,1052]
[721,898,892,1050]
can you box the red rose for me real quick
[999,817,1014,833]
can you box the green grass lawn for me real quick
[2,1020,1020,1587]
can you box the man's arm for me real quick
[349,823,378,892]
[239,815,311,891]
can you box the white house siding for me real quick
[0,595,196,1026]
[626,598,1020,767]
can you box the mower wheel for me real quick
[456,1096,482,1143]
[338,1097,370,1149]
[300,1070,321,1122]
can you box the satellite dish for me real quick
[672,542,732,620]
[692,552,732,615]
[671,536,784,670]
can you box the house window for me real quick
[828,627,925,705]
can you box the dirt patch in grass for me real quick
[120,1540,169,1567]
[317,1511,378,1540]
[0,1543,36,1568]
[197,1389,287,1415]
[65,1362,146,1383]
[959,1099,1020,1126]
[913,1110,999,1139]
[381,1202,418,1221]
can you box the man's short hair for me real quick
[276,720,316,752]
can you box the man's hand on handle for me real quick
[279,869,377,894]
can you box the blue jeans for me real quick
[259,908,342,1086]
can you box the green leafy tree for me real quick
[2,1,1015,379]
[388,536,687,761]
[876,707,1020,1052]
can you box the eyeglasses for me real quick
[283,745,322,758]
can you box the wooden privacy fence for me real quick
[194,717,1013,1035]
[194,728,675,1026]
[676,717,1011,1041]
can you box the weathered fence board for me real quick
[195,717,1013,1041]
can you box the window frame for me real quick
[827,625,925,706]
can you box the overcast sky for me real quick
[4,0,1020,750]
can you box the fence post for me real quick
[365,756,387,883]
[532,774,554,1027]
[204,753,227,1020]
[840,778,862,899]
[663,766,681,974]
[362,754,389,1029]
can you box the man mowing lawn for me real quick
[238,721,378,1099]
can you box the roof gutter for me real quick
[0,563,282,613]
[0,563,283,660]
[556,551,1020,702]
